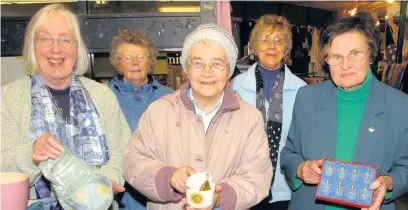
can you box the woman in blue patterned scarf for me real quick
[1,4,130,210]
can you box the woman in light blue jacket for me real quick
[232,14,306,210]
[108,30,173,210]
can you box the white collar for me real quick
[189,89,224,115]
[241,63,299,92]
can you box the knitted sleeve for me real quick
[1,86,42,186]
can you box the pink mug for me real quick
[1,172,29,210]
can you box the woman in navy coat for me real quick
[281,13,408,210]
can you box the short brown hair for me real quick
[249,14,293,55]
[109,30,157,72]
[319,12,380,62]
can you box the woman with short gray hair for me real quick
[124,23,272,210]
[108,30,173,209]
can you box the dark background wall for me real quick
[231,1,335,27]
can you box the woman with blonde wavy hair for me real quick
[232,14,306,210]
[1,4,130,209]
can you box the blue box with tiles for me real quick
[316,158,378,208]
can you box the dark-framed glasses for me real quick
[36,35,76,48]
[189,60,228,72]
[256,36,286,45]
[325,50,369,66]
[121,54,148,63]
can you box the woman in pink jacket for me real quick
[124,24,273,210]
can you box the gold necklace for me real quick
[54,99,64,114]
[46,87,69,124]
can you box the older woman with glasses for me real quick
[108,30,173,210]
[1,4,130,209]
[124,23,272,210]
[280,13,408,210]
[232,14,306,210]
[109,30,174,133]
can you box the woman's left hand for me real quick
[361,176,392,210]
[183,184,222,210]
[111,180,125,194]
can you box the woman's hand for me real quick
[32,132,64,165]
[361,176,392,210]
[183,184,222,210]
[296,158,324,184]
[111,180,125,194]
[170,165,197,194]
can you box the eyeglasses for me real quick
[189,60,228,72]
[256,36,287,45]
[121,54,148,63]
[36,35,76,48]
[325,50,369,66]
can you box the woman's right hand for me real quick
[296,159,324,184]
[169,165,196,194]
[32,133,64,165]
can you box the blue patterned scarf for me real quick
[30,74,110,208]
[255,62,285,200]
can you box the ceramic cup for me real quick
[186,172,216,209]
[1,172,29,210]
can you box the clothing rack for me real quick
[379,61,408,94]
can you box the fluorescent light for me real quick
[96,0,107,5]
[158,6,200,13]
[386,0,395,3]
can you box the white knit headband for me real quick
[181,23,238,78]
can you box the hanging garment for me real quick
[401,65,408,94]
[386,23,395,46]
[377,61,387,81]
[231,19,242,58]
[240,19,256,55]
[386,44,397,64]
[388,19,399,46]
[385,64,397,85]
[290,26,311,74]
[310,28,320,64]
[216,0,232,34]
[382,63,390,83]
[395,64,407,89]
[390,63,404,87]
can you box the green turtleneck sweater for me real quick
[335,71,372,162]
[325,71,372,210]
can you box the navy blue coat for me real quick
[281,78,408,210]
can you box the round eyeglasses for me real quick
[189,60,228,72]
[325,50,369,66]
[36,35,76,48]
